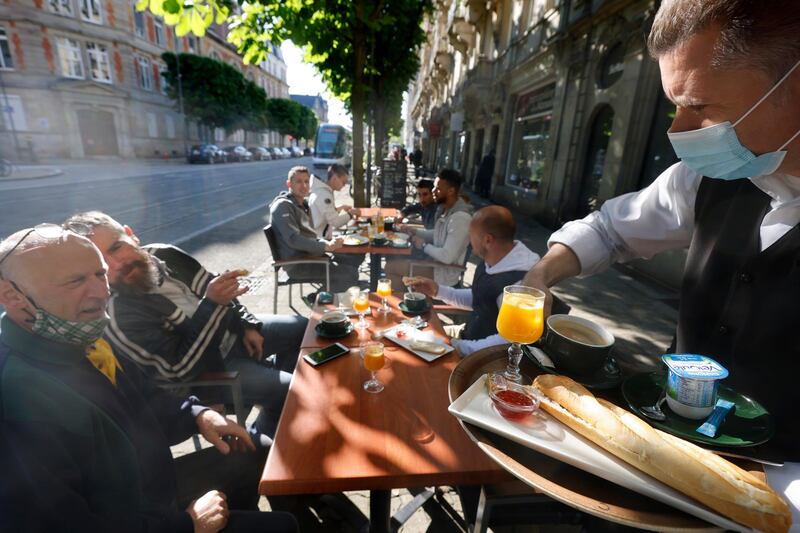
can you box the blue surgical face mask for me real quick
[668,59,800,180]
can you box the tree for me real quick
[142,0,431,206]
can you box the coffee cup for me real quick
[319,310,349,334]
[384,217,395,231]
[541,315,614,375]
[403,291,427,312]
[372,233,388,246]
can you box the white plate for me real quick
[381,324,453,362]
[342,235,369,246]
[448,375,748,532]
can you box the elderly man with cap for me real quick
[0,225,297,532]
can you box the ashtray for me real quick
[487,373,540,421]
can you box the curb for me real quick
[1,166,63,181]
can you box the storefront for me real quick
[504,84,556,193]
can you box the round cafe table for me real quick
[448,345,728,532]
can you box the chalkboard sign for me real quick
[378,159,407,208]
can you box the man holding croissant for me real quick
[524,0,800,463]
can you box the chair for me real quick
[409,244,472,288]
[263,224,330,313]
[158,371,247,450]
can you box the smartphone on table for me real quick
[303,343,350,367]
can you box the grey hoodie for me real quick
[268,190,326,260]
[416,197,474,286]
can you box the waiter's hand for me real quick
[521,243,581,318]
[242,329,263,360]
[196,410,255,454]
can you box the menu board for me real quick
[379,159,407,208]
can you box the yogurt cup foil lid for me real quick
[661,354,729,380]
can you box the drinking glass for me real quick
[496,285,545,383]
[361,341,385,393]
[376,213,385,234]
[353,290,370,330]
[376,278,392,314]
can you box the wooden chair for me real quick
[158,371,247,450]
[263,224,330,313]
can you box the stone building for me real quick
[290,93,329,124]
[407,0,684,288]
[0,0,289,160]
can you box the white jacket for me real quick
[309,176,351,239]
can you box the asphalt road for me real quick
[0,157,310,245]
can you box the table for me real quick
[333,207,411,291]
[449,345,769,532]
[260,293,509,531]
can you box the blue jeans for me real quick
[224,314,307,438]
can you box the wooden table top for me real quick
[260,293,509,495]
[333,208,412,256]
[449,346,765,532]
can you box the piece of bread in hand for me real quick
[409,340,446,355]
[233,269,250,277]
[532,374,791,533]
[402,276,423,286]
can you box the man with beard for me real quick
[63,211,307,448]
[0,226,298,532]
[388,169,473,287]
[406,206,549,356]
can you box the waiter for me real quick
[524,0,800,460]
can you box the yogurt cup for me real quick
[662,354,729,419]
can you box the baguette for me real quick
[409,340,447,355]
[532,374,791,533]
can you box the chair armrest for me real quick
[432,304,472,315]
[273,257,330,267]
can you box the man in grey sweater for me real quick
[268,166,361,293]
[388,168,473,287]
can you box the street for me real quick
[0,157,309,246]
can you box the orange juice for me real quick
[376,279,392,298]
[364,345,385,371]
[496,294,544,344]
[376,217,385,234]
[353,294,370,313]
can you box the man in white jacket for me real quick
[408,206,541,356]
[309,164,360,239]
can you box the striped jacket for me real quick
[104,244,261,382]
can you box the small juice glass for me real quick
[361,342,385,393]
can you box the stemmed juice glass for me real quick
[353,290,370,330]
[376,277,392,314]
[496,285,545,383]
[361,341,386,393]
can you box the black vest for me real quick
[462,262,529,341]
[678,177,800,459]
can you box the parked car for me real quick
[249,146,271,161]
[290,146,303,157]
[303,147,314,156]
[269,147,288,159]
[223,145,253,162]
[279,147,292,158]
[188,144,226,164]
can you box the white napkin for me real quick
[766,462,800,531]
[527,346,555,369]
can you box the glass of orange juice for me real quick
[376,277,392,314]
[361,341,385,393]
[353,290,370,330]
[496,285,545,383]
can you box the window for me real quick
[0,94,27,131]
[158,62,169,95]
[58,38,84,79]
[154,19,165,46]
[146,112,158,137]
[80,0,102,23]
[173,32,182,52]
[136,55,152,90]
[505,85,555,192]
[86,42,112,83]
[49,0,74,16]
[187,35,197,53]
[133,1,145,37]
[0,28,13,70]
[165,115,175,138]
[209,51,220,61]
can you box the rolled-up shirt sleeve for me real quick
[548,162,701,276]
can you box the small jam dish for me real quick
[487,373,540,421]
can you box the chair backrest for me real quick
[263,224,282,262]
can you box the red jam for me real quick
[492,390,535,420]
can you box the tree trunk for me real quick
[351,2,368,207]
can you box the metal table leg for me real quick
[369,252,382,291]
[369,489,391,533]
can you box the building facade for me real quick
[407,0,684,288]
[290,93,328,124]
[0,0,289,160]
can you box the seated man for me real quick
[399,178,438,230]
[0,227,297,532]
[64,211,307,447]
[309,163,360,239]
[407,206,541,356]
[387,168,473,287]
[269,166,362,294]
